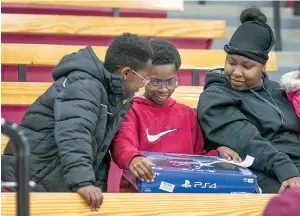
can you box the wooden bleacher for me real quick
[1,82,203,107]
[1,0,184,11]
[1,43,278,72]
[1,193,274,216]
[2,135,9,154]
[1,12,227,84]
[1,13,225,39]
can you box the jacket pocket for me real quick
[29,133,57,178]
[40,163,69,192]
[32,157,62,190]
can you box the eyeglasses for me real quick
[148,79,180,90]
[131,69,150,87]
[116,65,150,87]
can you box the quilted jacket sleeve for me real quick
[54,78,102,189]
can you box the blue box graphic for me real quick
[127,152,257,193]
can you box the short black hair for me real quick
[150,39,181,70]
[104,33,153,73]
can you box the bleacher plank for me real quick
[1,13,226,39]
[2,135,9,154]
[1,82,50,106]
[1,82,203,108]
[2,0,184,11]
[1,193,274,216]
[1,43,278,72]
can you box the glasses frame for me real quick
[148,78,180,90]
[116,65,150,87]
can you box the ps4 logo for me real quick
[181,180,217,189]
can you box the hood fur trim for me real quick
[279,71,300,92]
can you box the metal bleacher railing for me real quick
[1,118,31,216]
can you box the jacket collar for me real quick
[86,46,126,98]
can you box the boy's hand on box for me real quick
[129,156,156,182]
[77,185,103,211]
[217,146,242,162]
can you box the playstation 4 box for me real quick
[124,152,258,193]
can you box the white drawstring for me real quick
[100,104,112,115]
[62,78,67,88]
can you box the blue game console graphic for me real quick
[132,152,258,193]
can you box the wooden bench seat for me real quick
[1,193,274,215]
[1,0,184,11]
[1,82,203,108]
[1,43,278,72]
[1,13,225,39]
[2,135,9,154]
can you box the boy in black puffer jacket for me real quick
[2,33,153,211]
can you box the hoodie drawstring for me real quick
[250,88,285,122]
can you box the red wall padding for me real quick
[1,3,167,18]
[1,65,206,85]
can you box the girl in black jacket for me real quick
[198,7,300,193]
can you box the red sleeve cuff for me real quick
[122,152,145,169]
[206,149,219,156]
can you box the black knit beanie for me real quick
[224,7,275,64]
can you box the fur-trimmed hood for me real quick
[279,71,300,92]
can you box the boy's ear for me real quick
[175,78,180,88]
[119,67,131,80]
[262,64,266,73]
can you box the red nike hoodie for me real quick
[112,95,218,192]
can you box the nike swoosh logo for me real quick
[146,127,180,143]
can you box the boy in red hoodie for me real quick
[112,39,241,192]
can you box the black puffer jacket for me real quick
[198,69,300,184]
[2,46,132,192]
